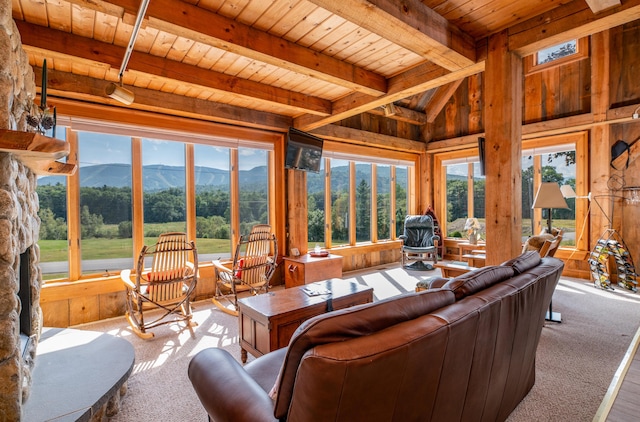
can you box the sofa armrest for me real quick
[188,348,278,422]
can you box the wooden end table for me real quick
[283,253,343,288]
[237,279,373,363]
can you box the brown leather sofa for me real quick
[189,251,563,422]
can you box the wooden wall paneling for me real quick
[40,300,70,328]
[579,56,592,113]
[524,71,543,124]
[591,30,614,248]
[559,61,580,116]
[98,291,126,320]
[418,152,431,215]
[543,66,560,119]
[69,296,100,326]
[484,30,523,265]
[613,122,640,265]
[612,21,640,105]
[468,74,482,133]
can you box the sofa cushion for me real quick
[442,266,515,300]
[501,250,541,274]
[272,288,456,419]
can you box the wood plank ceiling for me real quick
[11,0,639,138]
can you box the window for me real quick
[142,138,186,237]
[36,119,276,281]
[37,127,68,280]
[525,38,588,74]
[194,144,232,259]
[79,131,133,276]
[238,147,269,234]
[355,162,372,243]
[376,164,391,240]
[435,132,587,252]
[307,160,326,248]
[522,144,577,246]
[330,159,350,246]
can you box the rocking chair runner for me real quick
[212,224,278,316]
[120,232,198,339]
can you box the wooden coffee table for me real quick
[237,279,373,363]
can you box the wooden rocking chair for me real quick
[212,224,278,316]
[121,232,198,339]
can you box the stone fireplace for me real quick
[0,12,45,422]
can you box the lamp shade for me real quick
[560,184,577,198]
[532,182,569,209]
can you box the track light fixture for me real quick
[106,78,134,105]
[105,0,150,105]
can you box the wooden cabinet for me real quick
[284,254,343,288]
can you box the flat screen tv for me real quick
[285,127,324,173]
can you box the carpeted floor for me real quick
[76,264,640,421]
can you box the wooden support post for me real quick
[591,30,614,244]
[287,169,308,254]
[484,30,523,265]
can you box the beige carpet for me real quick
[76,265,640,421]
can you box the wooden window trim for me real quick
[525,37,589,75]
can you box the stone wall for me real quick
[0,7,43,422]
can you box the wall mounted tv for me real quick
[285,127,324,173]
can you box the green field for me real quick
[37,222,234,263]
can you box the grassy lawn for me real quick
[38,236,232,262]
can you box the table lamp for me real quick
[532,182,569,233]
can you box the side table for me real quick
[284,253,343,288]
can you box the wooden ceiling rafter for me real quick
[509,0,640,56]
[33,68,292,131]
[66,0,389,96]
[295,61,485,130]
[17,21,333,116]
[306,0,476,70]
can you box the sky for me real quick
[74,130,267,169]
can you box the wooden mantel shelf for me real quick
[0,129,76,175]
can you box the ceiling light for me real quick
[105,80,134,105]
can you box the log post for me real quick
[484,30,523,264]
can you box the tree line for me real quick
[37,183,268,240]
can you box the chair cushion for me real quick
[272,288,455,419]
[442,265,515,300]
[501,251,541,275]
[522,234,554,252]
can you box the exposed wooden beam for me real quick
[33,67,291,132]
[585,0,621,14]
[311,124,426,154]
[509,0,640,57]
[51,98,284,144]
[306,0,476,70]
[68,0,388,97]
[425,80,464,123]
[367,105,426,125]
[295,61,485,131]
[17,21,332,116]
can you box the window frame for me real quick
[434,131,589,252]
[525,37,589,75]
